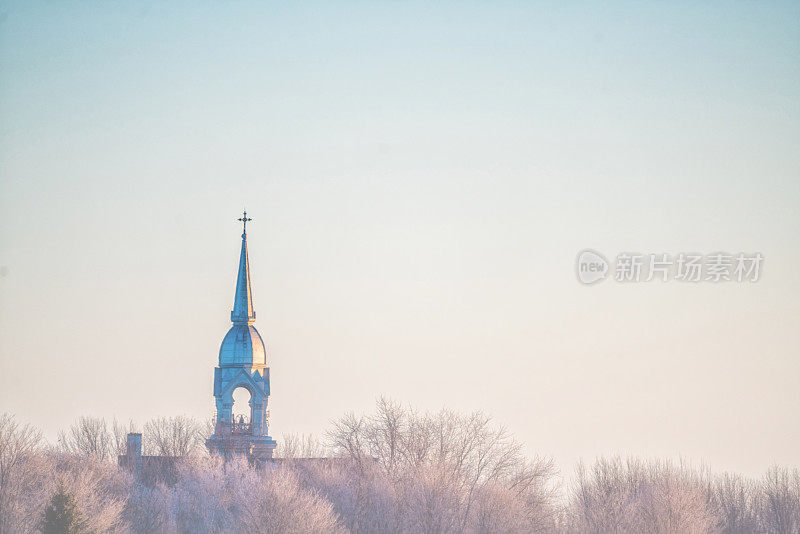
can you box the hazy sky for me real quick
[1,1,798,477]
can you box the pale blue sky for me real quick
[1,1,799,476]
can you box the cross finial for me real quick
[238,210,252,236]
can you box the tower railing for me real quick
[230,421,251,434]
[212,416,253,435]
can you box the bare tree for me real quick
[57,416,114,460]
[237,464,344,533]
[143,416,204,457]
[125,482,171,534]
[758,466,800,534]
[172,455,343,533]
[276,433,327,459]
[0,414,46,534]
[51,454,132,533]
[568,457,720,534]
[712,472,759,533]
[171,454,235,532]
[327,397,558,533]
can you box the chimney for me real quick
[126,433,142,477]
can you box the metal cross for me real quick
[238,210,252,235]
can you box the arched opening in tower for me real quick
[231,387,251,427]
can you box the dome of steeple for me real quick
[219,324,266,366]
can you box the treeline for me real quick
[1,400,798,533]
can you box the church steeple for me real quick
[208,211,276,462]
[231,211,255,325]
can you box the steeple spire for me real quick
[231,211,255,325]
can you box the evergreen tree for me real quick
[41,484,84,534]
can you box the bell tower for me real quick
[206,212,277,461]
